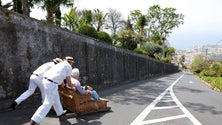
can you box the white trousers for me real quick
[31,79,63,123]
[15,75,45,104]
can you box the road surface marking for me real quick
[153,105,178,110]
[170,87,202,125]
[130,74,202,125]
[189,81,193,84]
[142,114,187,124]
[159,99,174,102]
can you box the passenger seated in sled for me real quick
[71,68,108,101]
[59,68,110,115]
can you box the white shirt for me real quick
[33,62,55,78]
[44,61,72,85]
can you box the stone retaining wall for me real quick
[0,7,178,111]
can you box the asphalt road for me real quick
[1,71,222,125]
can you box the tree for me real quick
[78,24,98,39]
[164,46,175,58]
[179,54,185,69]
[76,9,93,26]
[62,7,79,31]
[13,0,22,14]
[147,4,184,57]
[97,31,113,44]
[31,0,73,24]
[191,54,205,73]
[118,29,137,50]
[92,9,109,31]
[9,0,30,16]
[141,42,162,58]
[106,8,123,36]
[129,10,143,29]
[54,7,61,26]
[122,16,133,31]
[136,15,147,36]
[62,8,94,31]
[21,0,29,16]
[148,5,184,36]
[0,0,13,8]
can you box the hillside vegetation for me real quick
[191,54,222,92]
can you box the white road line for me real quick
[170,87,202,125]
[189,81,193,84]
[159,99,174,102]
[141,114,187,124]
[153,105,178,110]
[130,75,183,125]
[130,74,202,125]
[164,95,171,98]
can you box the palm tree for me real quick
[13,0,22,14]
[21,0,29,16]
[62,8,93,32]
[136,15,147,36]
[0,0,13,8]
[62,7,79,31]
[1,0,30,16]
[92,9,109,31]
[32,0,73,24]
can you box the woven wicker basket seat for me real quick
[59,87,111,115]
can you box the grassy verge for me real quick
[197,74,222,92]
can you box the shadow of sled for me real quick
[59,87,111,118]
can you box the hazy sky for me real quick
[3,0,222,50]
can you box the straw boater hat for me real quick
[64,56,75,63]
[53,58,63,64]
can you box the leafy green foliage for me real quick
[133,47,147,55]
[78,24,98,39]
[200,69,216,77]
[141,42,162,58]
[210,62,222,77]
[32,0,73,24]
[161,57,170,63]
[92,9,109,31]
[97,31,113,44]
[118,30,137,50]
[191,55,222,91]
[212,77,222,90]
[190,54,205,73]
[147,5,184,37]
[62,7,79,32]
[179,55,185,69]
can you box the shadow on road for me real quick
[69,110,113,125]
[0,105,37,125]
[0,73,182,125]
[99,74,181,106]
[185,102,222,115]
[174,86,206,93]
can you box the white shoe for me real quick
[99,98,109,102]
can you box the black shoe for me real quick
[59,110,77,120]
[58,110,68,120]
[10,101,18,110]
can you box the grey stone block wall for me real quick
[0,7,178,111]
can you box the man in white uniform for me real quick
[11,58,63,110]
[30,56,76,125]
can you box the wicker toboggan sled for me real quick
[59,87,111,115]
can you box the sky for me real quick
[2,0,222,50]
